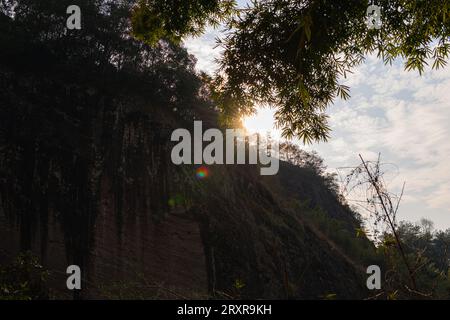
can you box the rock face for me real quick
[0,68,370,300]
[0,188,208,299]
[87,198,209,299]
[0,67,208,299]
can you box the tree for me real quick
[279,142,343,200]
[342,154,450,299]
[218,0,450,142]
[381,221,450,299]
[279,142,326,173]
[0,0,211,287]
[132,0,450,142]
[131,0,235,45]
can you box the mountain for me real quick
[0,64,377,299]
[0,1,377,299]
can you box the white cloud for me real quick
[185,33,450,230]
[313,58,450,229]
[184,28,223,75]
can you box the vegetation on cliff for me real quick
[1,0,449,299]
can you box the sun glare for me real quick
[242,108,281,139]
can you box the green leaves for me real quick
[336,84,351,100]
[356,227,366,238]
[215,0,369,142]
[131,0,236,46]
[404,48,430,75]
[131,3,168,45]
[233,279,245,290]
[322,293,337,300]
[0,252,49,300]
[432,41,450,70]
[130,0,450,143]
[215,0,450,142]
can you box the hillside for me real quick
[0,1,378,299]
[0,64,377,299]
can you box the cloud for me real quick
[184,28,223,75]
[312,57,450,229]
[185,32,450,229]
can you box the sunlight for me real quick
[241,108,281,139]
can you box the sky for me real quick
[183,10,450,230]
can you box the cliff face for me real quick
[0,64,371,299]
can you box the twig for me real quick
[359,154,417,291]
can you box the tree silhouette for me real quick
[132,0,450,142]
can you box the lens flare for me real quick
[196,166,209,179]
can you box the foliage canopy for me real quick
[133,0,450,142]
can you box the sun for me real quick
[241,107,281,138]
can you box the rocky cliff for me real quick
[0,64,374,299]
